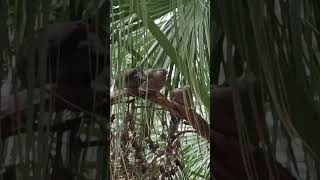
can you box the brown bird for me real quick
[139,68,168,95]
[114,68,146,89]
[16,21,108,113]
[170,86,193,107]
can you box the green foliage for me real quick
[112,0,210,109]
[111,0,210,179]
[214,0,320,178]
[1,0,109,179]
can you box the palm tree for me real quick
[0,1,109,179]
[110,0,210,179]
[213,0,320,179]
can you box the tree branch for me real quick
[111,88,210,140]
